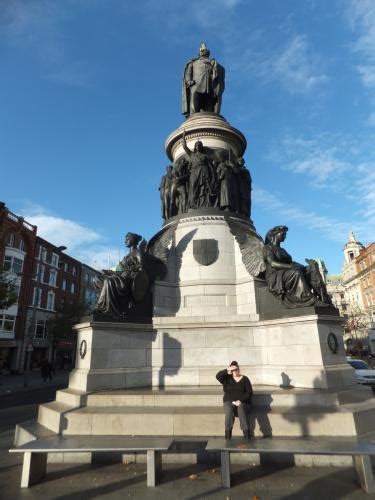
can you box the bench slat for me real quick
[206,436,375,455]
[10,435,173,453]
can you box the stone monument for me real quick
[20,45,375,469]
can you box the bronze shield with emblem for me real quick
[193,239,219,266]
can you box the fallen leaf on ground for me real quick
[188,474,199,480]
[209,468,218,473]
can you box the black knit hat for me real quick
[230,361,239,367]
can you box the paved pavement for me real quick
[0,369,69,397]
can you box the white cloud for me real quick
[253,186,350,243]
[25,214,100,251]
[346,1,375,122]
[356,163,375,221]
[236,34,327,94]
[19,204,122,270]
[271,35,328,92]
[269,135,350,189]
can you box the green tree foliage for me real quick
[0,268,18,310]
[47,299,88,341]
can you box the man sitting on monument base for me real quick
[216,361,253,440]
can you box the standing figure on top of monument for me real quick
[233,157,252,218]
[182,130,215,209]
[182,43,225,117]
[263,226,331,308]
[169,158,189,216]
[159,165,173,220]
[217,153,235,212]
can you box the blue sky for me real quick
[1,0,374,274]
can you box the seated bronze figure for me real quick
[94,232,149,318]
[263,226,332,308]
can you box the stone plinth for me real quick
[68,322,156,392]
[154,214,259,319]
[152,314,356,390]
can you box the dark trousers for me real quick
[224,401,250,431]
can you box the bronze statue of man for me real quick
[182,43,225,117]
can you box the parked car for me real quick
[347,358,375,389]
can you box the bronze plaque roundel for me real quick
[79,339,87,359]
[327,332,338,354]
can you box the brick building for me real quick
[0,203,100,373]
[356,242,375,326]
[0,202,37,371]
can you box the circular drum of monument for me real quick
[165,112,247,162]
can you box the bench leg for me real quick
[221,450,231,488]
[147,450,162,487]
[353,455,375,494]
[21,452,47,488]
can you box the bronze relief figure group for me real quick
[159,132,252,221]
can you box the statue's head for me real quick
[199,42,210,58]
[125,232,142,247]
[265,225,288,245]
[194,140,203,152]
[237,157,245,167]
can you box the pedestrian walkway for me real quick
[0,369,69,396]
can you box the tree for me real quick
[48,299,89,340]
[0,268,18,310]
[47,299,89,367]
[344,306,370,355]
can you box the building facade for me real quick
[0,203,100,373]
[326,233,374,349]
[356,242,375,326]
[0,203,38,371]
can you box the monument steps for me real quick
[54,385,371,408]
[59,403,369,438]
[35,386,375,439]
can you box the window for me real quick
[340,293,344,299]
[34,263,45,282]
[63,262,68,272]
[34,320,48,339]
[19,239,25,251]
[349,251,354,261]
[51,253,59,267]
[71,282,75,294]
[3,255,23,275]
[48,269,57,287]
[32,287,42,307]
[0,314,15,332]
[72,266,77,276]
[84,272,89,283]
[62,278,67,291]
[42,248,48,262]
[47,291,55,311]
[6,233,15,247]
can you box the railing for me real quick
[6,210,37,233]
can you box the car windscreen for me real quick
[348,360,369,369]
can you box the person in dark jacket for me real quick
[216,361,253,440]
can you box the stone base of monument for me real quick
[33,383,375,467]
[28,209,375,469]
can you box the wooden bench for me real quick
[206,436,375,493]
[9,435,173,488]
